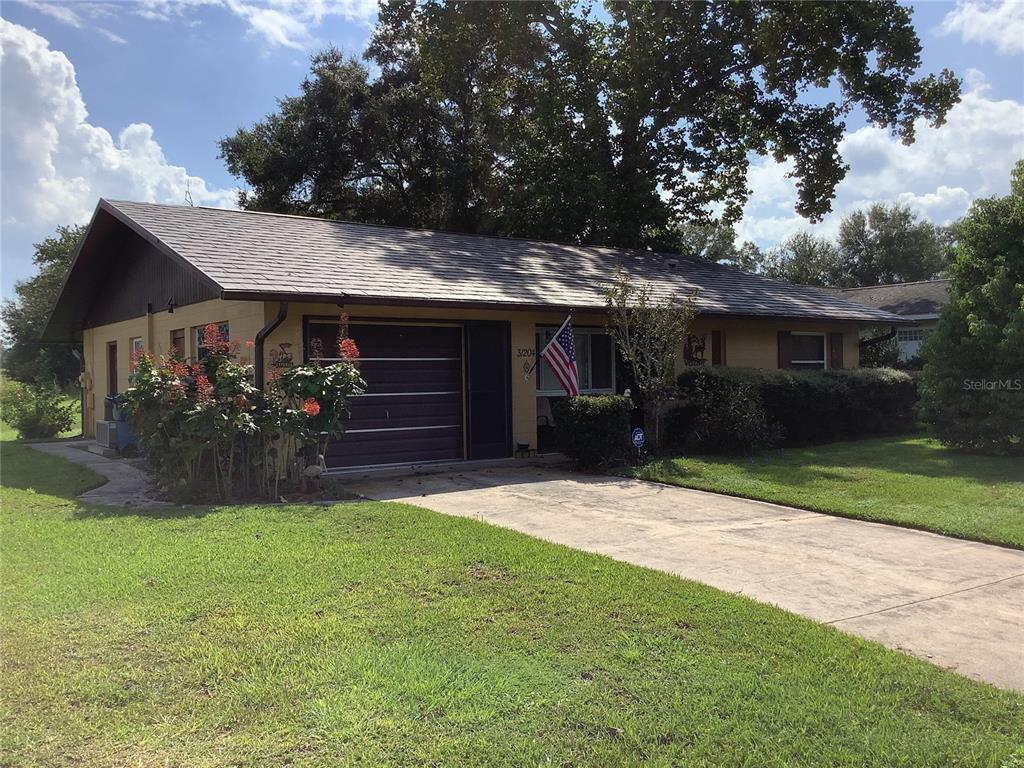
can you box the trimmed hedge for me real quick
[670,367,917,451]
[552,395,633,469]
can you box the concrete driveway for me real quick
[345,464,1024,690]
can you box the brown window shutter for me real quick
[711,330,723,365]
[829,332,844,369]
[777,331,792,369]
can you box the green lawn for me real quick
[629,436,1024,549]
[2,442,1022,767]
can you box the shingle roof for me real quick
[834,280,950,318]
[102,199,903,323]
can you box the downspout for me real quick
[254,301,288,389]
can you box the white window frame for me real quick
[791,331,828,370]
[535,326,616,396]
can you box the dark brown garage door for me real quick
[307,320,464,469]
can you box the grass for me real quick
[629,436,1024,550]
[2,442,1023,767]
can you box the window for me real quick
[897,328,928,343]
[194,322,229,360]
[791,332,827,370]
[129,337,144,371]
[169,328,185,359]
[536,327,615,395]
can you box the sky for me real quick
[1,0,1022,301]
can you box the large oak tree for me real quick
[220,0,960,251]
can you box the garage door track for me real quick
[345,465,1024,691]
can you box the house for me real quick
[43,200,904,470]
[834,280,950,361]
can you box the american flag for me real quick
[541,315,579,396]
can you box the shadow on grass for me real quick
[70,503,221,521]
[0,441,103,500]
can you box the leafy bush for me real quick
[672,366,917,451]
[0,381,75,439]
[124,321,364,501]
[679,374,776,454]
[919,161,1023,456]
[552,395,633,469]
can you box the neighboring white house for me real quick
[835,280,950,361]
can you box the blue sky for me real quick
[2,0,1022,300]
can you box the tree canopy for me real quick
[221,0,960,250]
[919,160,1024,456]
[1,225,85,386]
[759,203,953,287]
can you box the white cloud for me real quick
[17,0,126,43]
[135,0,377,48]
[940,0,1024,55]
[0,20,236,293]
[735,74,1024,249]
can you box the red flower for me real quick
[338,337,360,361]
[129,347,148,373]
[302,397,321,416]
[202,323,231,355]
[194,373,214,403]
[245,340,255,350]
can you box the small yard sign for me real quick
[631,428,645,449]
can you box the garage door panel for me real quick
[356,359,461,393]
[319,320,465,469]
[326,426,463,466]
[348,324,462,358]
[346,393,462,431]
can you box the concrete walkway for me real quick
[345,465,1024,690]
[30,440,167,507]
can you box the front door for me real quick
[465,321,511,460]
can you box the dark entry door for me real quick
[310,321,465,469]
[465,321,511,460]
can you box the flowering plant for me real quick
[122,320,365,501]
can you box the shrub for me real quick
[124,321,365,501]
[686,375,775,454]
[672,366,917,451]
[552,395,633,469]
[919,161,1023,456]
[0,381,75,439]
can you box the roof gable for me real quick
[41,202,220,342]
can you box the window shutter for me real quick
[777,331,792,369]
[711,330,725,365]
[829,332,844,369]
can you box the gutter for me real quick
[254,301,288,388]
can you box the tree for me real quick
[837,203,952,285]
[221,1,959,249]
[1,225,85,386]
[660,222,763,268]
[858,331,901,368]
[919,160,1024,456]
[760,233,847,287]
[605,268,696,449]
